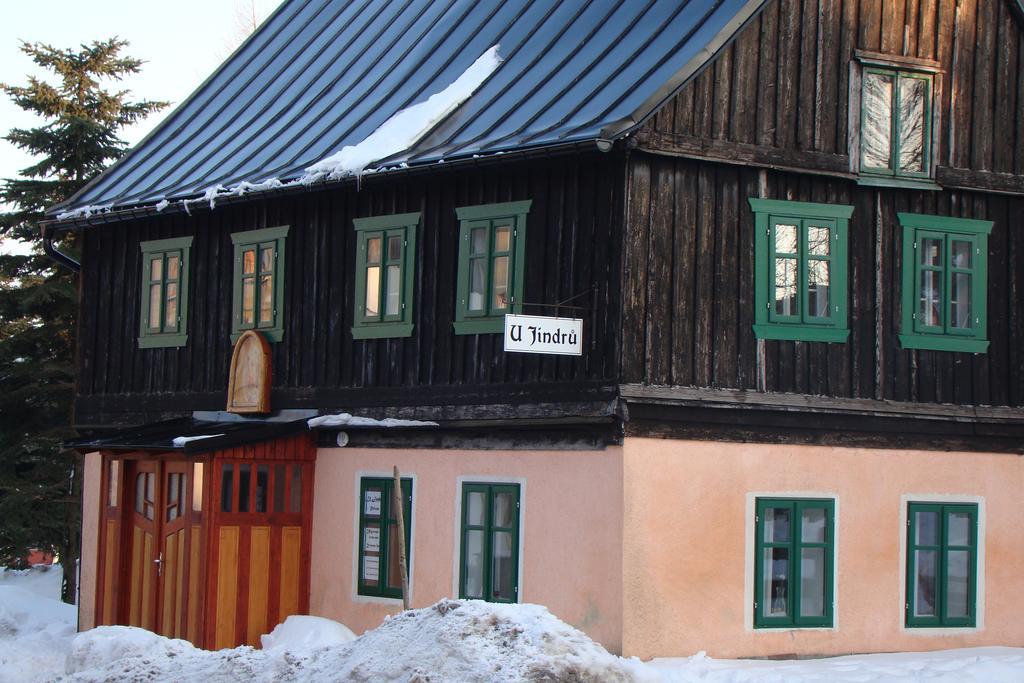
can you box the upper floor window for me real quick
[352,213,420,340]
[139,236,192,348]
[749,198,852,343]
[453,200,531,335]
[231,226,288,342]
[898,213,992,353]
[853,52,941,189]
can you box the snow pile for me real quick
[172,434,225,447]
[260,615,355,652]
[0,566,76,683]
[307,413,439,429]
[65,626,194,675]
[303,45,501,182]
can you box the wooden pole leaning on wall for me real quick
[392,466,410,610]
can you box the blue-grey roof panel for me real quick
[54,0,765,217]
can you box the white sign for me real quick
[363,555,379,581]
[504,314,583,356]
[363,527,380,552]
[364,490,381,516]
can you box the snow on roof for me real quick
[307,413,439,429]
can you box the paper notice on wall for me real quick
[363,555,379,582]
[364,490,381,516]
[363,527,380,552]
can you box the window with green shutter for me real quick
[454,201,531,335]
[352,213,419,339]
[898,213,991,353]
[230,226,288,343]
[749,199,852,342]
[138,236,192,348]
[357,477,412,599]
[459,482,520,603]
[754,498,835,628]
[906,502,977,628]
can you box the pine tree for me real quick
[0,38,167,603]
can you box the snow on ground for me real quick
[2,566,1024,682]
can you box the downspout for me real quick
[40,224,81,272]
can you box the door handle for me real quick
[154,552,164,577]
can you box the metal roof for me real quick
[53,0,765,219]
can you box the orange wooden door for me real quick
[155,461,191,639]
[124,460,159,630]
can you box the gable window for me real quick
[459,482,519,603]
[139,236,192,348]
[358,477,412,599]
[898,213,991,353]
[454,200,531,335]
[352,213,419,339]
[749,199,852,342]
[231,226,288,342]
[754,498,834,628]
[906,502,977,628]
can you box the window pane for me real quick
[145,473,155,520]
[386,265,401,316]
[107,460,119,507]
[165,283,178,328]
[919,270,942,326]
[149,285,162,330]
[221,464,233,513]
[800,547,826,617]
[774,259,798,316]
[260,246,273,273]
[951,240,972,269]
[367,237,382,264]
[387,519,403,589]
[914,549,937,616]
[807,226,830,256]
[242,278,255,324]
[290,466,302,513]
[255,465,268,513]
[166,255,179,280]
[492,256,509,310]
[493,492,515,528]
[387,235,402,261]
[774,224,798,254]
[950,273,972,329]
[469,259,486,311]
[948,512,971,546]
[471,227,487,255]
[808,261,831,318]
[273,464,286,513]
[361,522,380,587]
[192,463,203,513]
[243,249,256,275]
[464,529,485,598]
[494,226,511,252]
[167,473,180,522]
[365,266,380,317]
[801,508,827,543]
[862,72,894,169]
[491,531,515,600]
[135,473,145,515]
[764,507,791,543]
[921,238,942,267]
[150,257,163,281]
[898,77,927,174]
[915,510,939,545]
[764,547,789,617]
[946,550,970,618]
[238,464,250,513]
[466,491,485,526]
[259,274,273,324]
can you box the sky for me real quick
[0,0,281,252]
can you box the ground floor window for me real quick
[357,477,412,599]
[754,498,834,628]
[459,483,520,603]
[906,502,977,627]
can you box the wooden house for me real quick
[51,0,1024,658]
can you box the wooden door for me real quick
[125,460,159,630]
[156,462,191,639]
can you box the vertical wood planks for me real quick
[215,527,239,650]
[246,527,271,646]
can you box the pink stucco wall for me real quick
[622,437,1024,659]
[309,446,624,653]
[79,451,102,631]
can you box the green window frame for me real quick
[454,200,531,335]
[860,67,934,182]
[459,482,520,603]
[230,225,288,343]
[754,498,835,629]
[352,212,419,339]
[906,502,978,628]
[357,477,412,599]
[898,213,991,353]
[138,236,192,348]
[749,199,852,342]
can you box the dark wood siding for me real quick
[621,153,1024,407]
[75,154,625,426]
